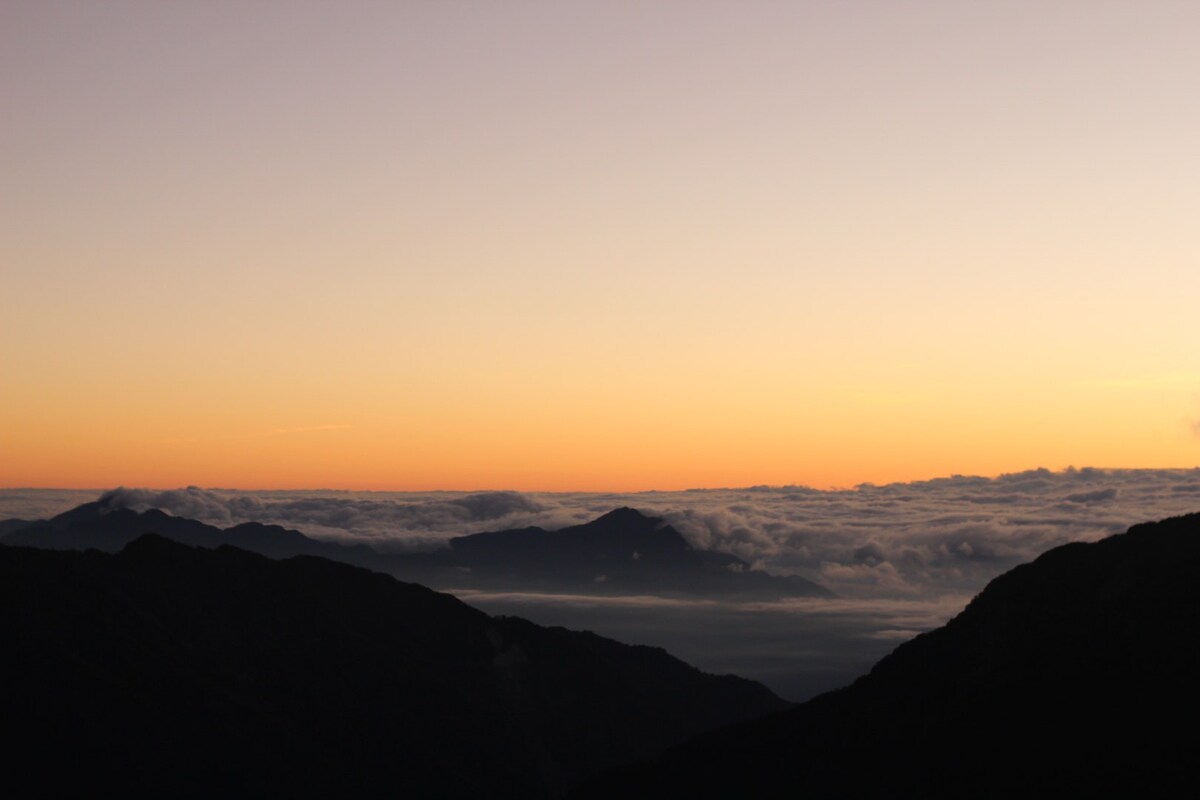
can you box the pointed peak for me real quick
[48,500,161,529]
[49,499,130,526]
[593,507,658,526]
[574,508,689,550]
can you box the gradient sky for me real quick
[3,1,1198,491]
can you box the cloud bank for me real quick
[5,469,1198,700]
[7,468,1197,603]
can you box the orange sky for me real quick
[2,2,1198,491]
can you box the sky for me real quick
[3,1,1198,491]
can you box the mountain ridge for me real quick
[1,500,830,599]
[572,511,1200,797]
[0,533,787,797]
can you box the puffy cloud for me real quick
[87,486,550,551]
[1063,488,1118,503]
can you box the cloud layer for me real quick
[6,468,1198,602]
[5,469,1199,700]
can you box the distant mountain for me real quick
[2,497,384,564]
[573,512,1200,797]
[0,517,34,537]
[0,535,786,798]
[1,499,830,599]
[394,507,831,598]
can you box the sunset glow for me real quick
[3,1,1198,491]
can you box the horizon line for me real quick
[5,464,1200,496]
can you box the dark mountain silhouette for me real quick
[0,535,786,798]
[573,512,1200,798]
[0,517,34,537]
[1,498,383,563]
[396,507,830,598]
[1,500,830,599]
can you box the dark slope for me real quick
[575,512,1200,798]
[0,517,36,537]
[0,536,785,798]
[2,502,830,599]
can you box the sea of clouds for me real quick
[5,468,1198,699]
[6,467,1199,601]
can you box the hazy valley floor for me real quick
[456,591,966,701]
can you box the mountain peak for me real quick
[576,507,687,550]
[590,507,659,527]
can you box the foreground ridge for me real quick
[0,535,785,798]
[574,512,1200,798]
